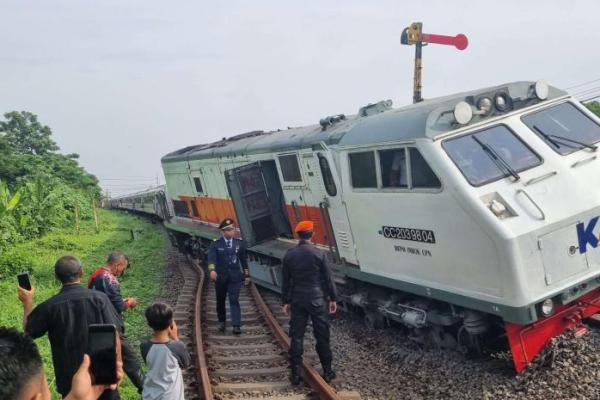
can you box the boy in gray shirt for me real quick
[141,302,191,400]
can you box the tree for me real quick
[0,111,59,155]
[0,111,101,251]
[0,111,100,196]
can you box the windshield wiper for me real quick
[532,125,562,149]
[533,125,598,152]
[472,136,520,181]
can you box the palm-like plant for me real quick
[0,179,21,218]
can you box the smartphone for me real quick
[17,273,31,290]
[87,324,117,385]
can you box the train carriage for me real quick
[109,185,171,221]
[119,80,600,372]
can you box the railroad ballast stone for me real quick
[260,287,600,399]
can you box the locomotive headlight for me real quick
[534,80,549,100]
[453,101,473,125]
[476,97,493,116]
[494,93,509,111]
[540,298,554,317]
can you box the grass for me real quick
[0,209,168,399]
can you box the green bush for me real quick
[0,215,22,249]
[39,236,82,251]
[0,248,35,279]
[0,176,96,251]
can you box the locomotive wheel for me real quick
[457,326,483,355]
[430,326,457,350]
[364,310,385,329]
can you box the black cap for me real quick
[219,218,235,230]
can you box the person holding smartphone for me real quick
[140,302,191,400]
[16,256,124,399]
[87,251,145,395]
[0,326,124,400]
[87,251,138,315]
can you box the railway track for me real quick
[173,255,358,400]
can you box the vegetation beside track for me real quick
[0,209,167,399]
[0,111,101,253]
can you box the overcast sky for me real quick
[1,1,599,196]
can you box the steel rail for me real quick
[249,283,342,400]
[191,259,214,400]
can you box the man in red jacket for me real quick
[88,251,143,396]
[88,251,137,314]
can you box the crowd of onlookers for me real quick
[0,252,190,400]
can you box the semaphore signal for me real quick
[401,22,469,103]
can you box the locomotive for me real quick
[113,81,600,372]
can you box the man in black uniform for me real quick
[282,220,338,385]
[207,218,250,335]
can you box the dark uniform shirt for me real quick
[25,284,123,396]
[88,267,128,315]
[207,237,249,282]
[281,241,337,304]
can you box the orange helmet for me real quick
[294,220,314,234]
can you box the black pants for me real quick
[215,277,242,327]
[289,297,332,369]
[98,335,144,400]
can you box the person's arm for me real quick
[19,287,50,338]
[319,253,338,314]
[64,354,123,400]
[98,293,125,333]
[170,341,192,369]
[281,254,292,315]
[102,275,127,313]
[18,286,37,332]
[239,240,250,284]
[207,241,218,281]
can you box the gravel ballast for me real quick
[330,313,600,399]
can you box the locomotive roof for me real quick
[161,81,567,163]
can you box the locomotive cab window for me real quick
[193,177,203,193]
[318,154,337,196]
[349,151,377,188]
[379,148,408,188]
[443,125,542,186]
[522,102,600,155]
[410,148,441,189]
[278,154,302,183]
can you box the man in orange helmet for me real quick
[282,220,338,385]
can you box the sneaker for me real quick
[232,326,241,335]
[218,322,225,333]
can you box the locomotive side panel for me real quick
[338,142,505,303]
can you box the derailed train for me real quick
[111,81,600,373]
